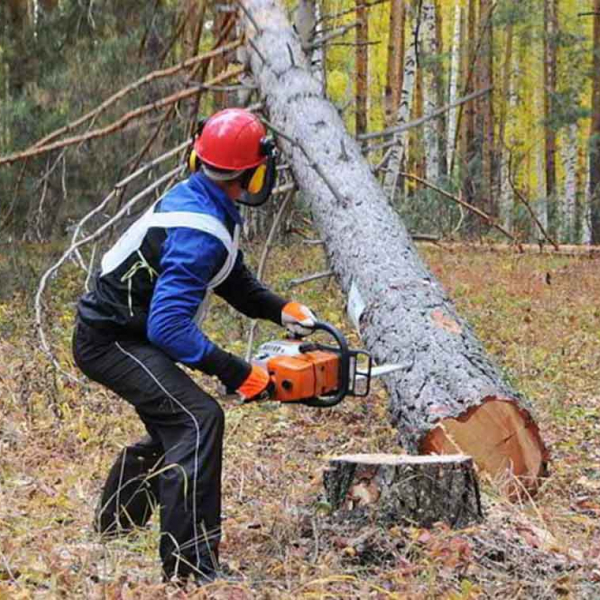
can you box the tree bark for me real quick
[384,0,406,127]
[583,153,593,244]
[355,0,369,136]
[240,0,548,496]
[478,0,494,217]
[543,0,558,217]
[535,91,548,238]
[561,123,578,243]
[446,0,461,176]
[498,23,514,231]
[590,0,600,243]
[421,0,440,184]
[324,454,483,528]
[383,1,421,201]
[461,0,477,233]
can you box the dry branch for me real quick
[0,66,243,167]
[288,270,334,288]
[36,138,187,373]
[31,40,241,151]
[400,171,517,244]
[245,188,296,360]
[507,163,558,250]
[360,86,492,145]
[317,0,389,25]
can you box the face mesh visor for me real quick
[201,165,244,181]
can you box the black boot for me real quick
[95,436,163,537]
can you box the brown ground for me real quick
[1,241,599,599]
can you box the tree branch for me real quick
[0,66,243,167]
[360,86,493,143]
[245,188,297,360]
[400,171,518,244]
[30,40,241,151]
[35,164,184,379]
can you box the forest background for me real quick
[1,0,600,598]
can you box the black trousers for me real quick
[73,320,224,580]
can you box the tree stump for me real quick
[323,454,483,529]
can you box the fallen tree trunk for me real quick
[240,0,549,495]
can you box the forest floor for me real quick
[1,237,599,599]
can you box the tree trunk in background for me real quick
[422,0,440,184]
[212,0,234,109]
[413,65,425,180]
[446,0,461,176]
[590,0,600,243]
[183,0,207,60]
[498,24,514,231]
[355,0,369,136]
[535,91,548,238]
[543,0,558,225]
[477,0,494,217]
[383,1,421,201]
[5,0,30,94]
[385,0,406,127]
[434,0,446,177]
[462,0,477,234]
[240,0,548,496]
[583,153,593,243]
[38,0,58,11]
[561,124,578,243]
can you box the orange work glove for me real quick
[281,301,317,337]
[237,364,272,401]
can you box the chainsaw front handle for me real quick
[300,321,351,408]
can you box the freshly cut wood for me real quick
[240,0,549,496]
[324,454,482,528]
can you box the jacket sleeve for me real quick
[147,227,251,389]
[214,250,288,324]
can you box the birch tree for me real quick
[498,23,514,230]
[421,0,440,183]
[560,123,578,242]
[446,0,461,175]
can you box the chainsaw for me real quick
[251,321,395,408]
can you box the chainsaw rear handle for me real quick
[300,321,351,408]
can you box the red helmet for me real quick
[194,108,267,171]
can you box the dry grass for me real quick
[1,240,599,599]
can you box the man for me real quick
[72,108,316,583]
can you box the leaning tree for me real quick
[238,0,548,496]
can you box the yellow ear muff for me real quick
[248,164,266,194]
[189,149,199,172]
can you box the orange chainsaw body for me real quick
[265,350,340,402]
[251,323,372,407]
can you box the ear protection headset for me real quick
[187,118,208,174]
[238,137,277,206]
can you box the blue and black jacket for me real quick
[77,173,287,389]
